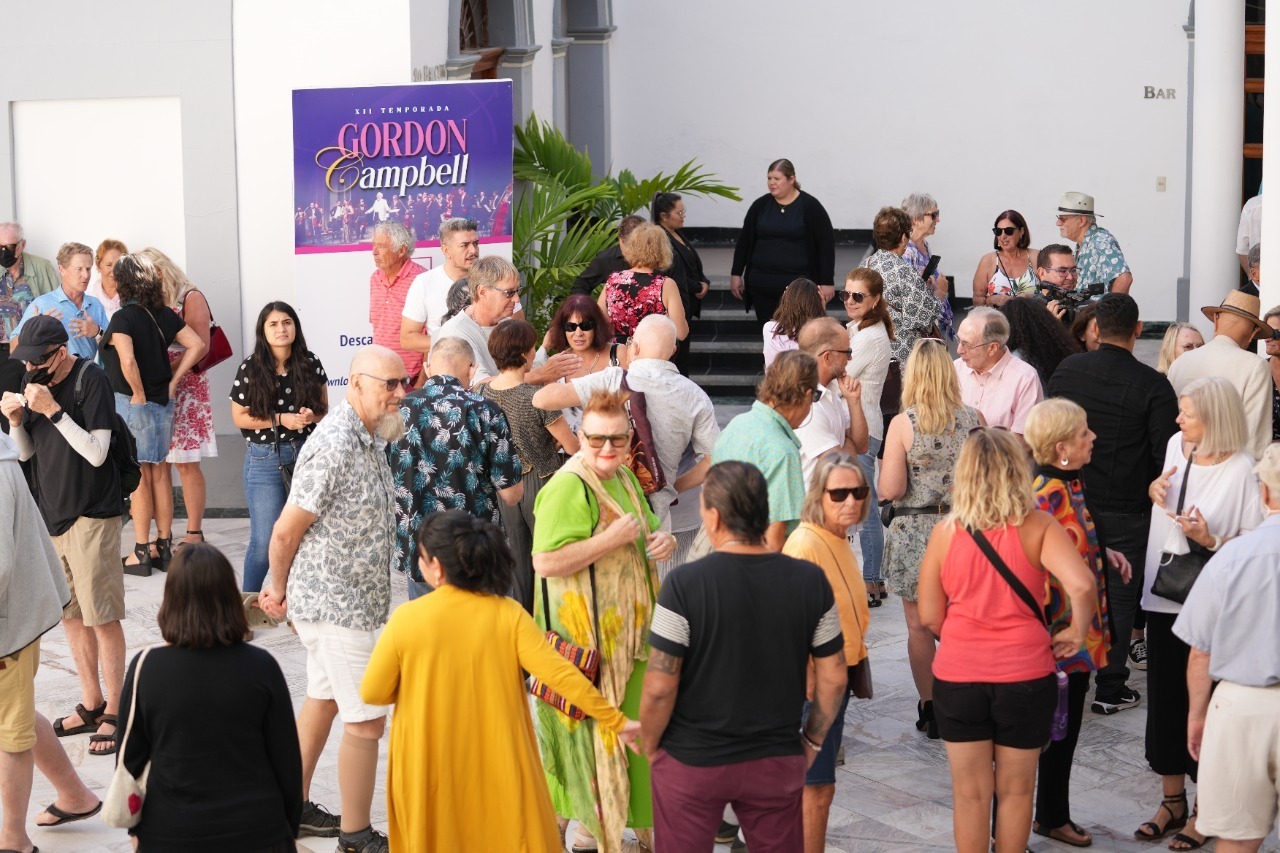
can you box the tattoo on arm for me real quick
[648,648,683,676]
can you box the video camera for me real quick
[1039,281,1105,324]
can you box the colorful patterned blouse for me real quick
[1074,224,1130,293]
[1033,466,1111,673]
[904,239,954,340]
[604,270,667,341]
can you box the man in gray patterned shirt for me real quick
[261,345,408,853]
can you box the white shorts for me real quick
[293,620,388,723]
[1196,680,1280,840]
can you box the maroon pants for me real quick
[650,749,806,853]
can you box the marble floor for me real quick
[19,518,1279,853]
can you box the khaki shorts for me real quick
[293,620,388,723]
[1196,680,1280,840]
[52,516,125,626]
[0,638,41,753]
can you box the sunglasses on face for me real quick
[27,346,62,369]
[564,319,596,333]
[359,373,413,392]
[926,211,940,221]
[842,290,867,303]
[583,431,632,448]
[992,226,1018,236]
[492,284,520,300]
[826,485,870,502]
[822,348,853,358]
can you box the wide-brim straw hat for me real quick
[1057,191,1102,217]
[1201,290,1270,337]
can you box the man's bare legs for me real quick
[0,714,99,853]
[57,618,102,732]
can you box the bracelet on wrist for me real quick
[799,729,823,751]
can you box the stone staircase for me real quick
[685,244,873,399]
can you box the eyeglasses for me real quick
[926,211,940,221]
[821,348,853,358]
[826,485,870,502]
[1055,214,1083,224]
[842,290,867,303]
[1046,266,1079,277]
[582,431,632,448]
[0,243,17,253]
[956,339,994,353]
[492,284,521,300]
[992,226,1018,236]
[564,319,596,333]
[359,373,413,392]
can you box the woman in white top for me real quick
[1137,376,1261,848]
[87,238,127,320]
[971,210,1039,307]
[762,278,826,370]
[842,267,894,605]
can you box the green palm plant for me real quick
[512,114,740,333]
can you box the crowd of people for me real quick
[2,166,1279,853]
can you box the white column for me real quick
[1188,0,1245,332]
[1261,16,1280,322]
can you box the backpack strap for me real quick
[70,357,91,417]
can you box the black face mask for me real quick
[23,351,61,387]
[0,245,17,269]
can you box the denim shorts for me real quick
[115,393,174,463]
[803,688,851,786]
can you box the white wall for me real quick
[610,0,1190,321]
[531,0,556,120]
[12,97,187,268]
[231,0,412,353]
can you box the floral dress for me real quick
[167,289,217,463]
[904,239,954,340]
[603,270,668,342]
[883,405,980,600]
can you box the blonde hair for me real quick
[949,428,1034,531]
[94,239,128,267]
[1024,398,1087,466]
[55,242,93,268]
[621,223,673,271]
[468,255,518,301]
[800,451,869,526]
[137,247,196,307]
[1181,376,1248,458]
[901,338,965,434]
[1156,322,1204,374]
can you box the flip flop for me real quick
[36,801,102,827]
[52,702,106,738]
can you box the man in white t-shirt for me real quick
[400,218,480,359]
[794,317,869,483]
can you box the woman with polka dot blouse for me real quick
[229,302,329,592]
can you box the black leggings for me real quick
[1034,670,1091,828]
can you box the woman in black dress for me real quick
[652,191,709,374]
[730,158,835,325]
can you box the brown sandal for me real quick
[52,701,106,737]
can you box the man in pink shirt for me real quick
[953,307,1043,435]
[369,221,427,380]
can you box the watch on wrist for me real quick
[48,409,65,424]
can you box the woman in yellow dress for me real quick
[361,510,640,853]
[532,388,677,853]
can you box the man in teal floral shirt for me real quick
[1055,192,1132,295]
[386,335,523,599]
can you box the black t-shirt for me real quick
[102,303,186,405]
[649,551,843,766]
[22,359,123,535]
[228,353,329,444]
[752,197,810,276]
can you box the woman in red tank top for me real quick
[917,428,1097,853]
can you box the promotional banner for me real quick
[291,80,513,400]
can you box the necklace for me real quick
[716,539,759,550]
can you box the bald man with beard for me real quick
[259,345,408,853]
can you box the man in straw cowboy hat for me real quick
[1056,192,1133,295]
[1168,290,1273,459]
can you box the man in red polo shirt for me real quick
[369,221,427,380]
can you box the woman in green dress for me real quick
[532,388,677,853]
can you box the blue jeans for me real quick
[242,439,301,592]
[857,437,885,583]
[115,393,174,463]
[406,577,434,600]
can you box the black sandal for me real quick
[88,715,119,756]
[52,701,106,737]
[1134,791,1188,840]
[122,542,152,577]
[173,530,204,552]
[867,592,883,608]
[154,535,173,571]
[36,801,102,826]
[1168,801,1212,850]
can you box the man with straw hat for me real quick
[1167,291,1273,459]
[1055,192,1133,295]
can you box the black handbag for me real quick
[1152,452,1213,604]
